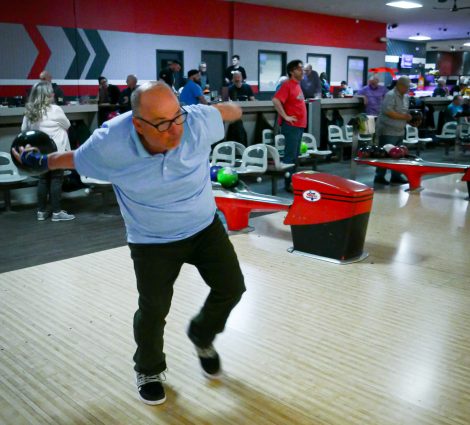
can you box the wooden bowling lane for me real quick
[0,174,469,424]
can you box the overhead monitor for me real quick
[401,54,413,69]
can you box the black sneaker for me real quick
[194,344,222,379]
[374,177,390,185]
[136,372,166,405]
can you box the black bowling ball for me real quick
[10,130,57,176]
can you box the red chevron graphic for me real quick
[25,25,51,79]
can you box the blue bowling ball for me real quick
[210,165,223,182]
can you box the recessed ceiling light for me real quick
[409,34,431,41]
[386,1,423,9]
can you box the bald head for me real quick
[131,81,175,117]
[39,70,52,82]
[304,64,313,75]
[368,76,379,88]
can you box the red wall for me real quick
[233,3,385,51]
[2,1,385,50]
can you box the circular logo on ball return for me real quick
[303,190,321,202]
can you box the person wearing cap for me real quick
[374,76,412,185]
[179,70,208,106]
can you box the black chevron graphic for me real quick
[84,29,109,79]
[64,28,90,79]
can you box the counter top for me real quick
[0,104,98,117]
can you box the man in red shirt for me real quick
[272,60,307,192]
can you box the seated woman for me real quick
[21,81,75,221]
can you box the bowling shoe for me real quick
[136,372,166,405]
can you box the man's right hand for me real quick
[284,115,298,123]
[12,145,49,171]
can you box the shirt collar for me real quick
[131,125,152,158]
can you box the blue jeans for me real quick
[376,134,406,180]
[281,122,304,187]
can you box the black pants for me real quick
[129,215,246,375]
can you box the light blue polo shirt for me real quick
[74,105,224,243]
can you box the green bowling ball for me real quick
[300,141,308,154]
[217,167,239,188]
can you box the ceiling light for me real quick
[386,1,423,9]
[464,42,470,46]
[409,33,431,40]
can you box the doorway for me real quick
[201,50,227,97]
[156,50,185,90]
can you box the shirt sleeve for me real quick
[73,127,112,181]
[186,104,225,147]
[274,82,289,104]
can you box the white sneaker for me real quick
[51,210,75,222]
[37,211,50,221]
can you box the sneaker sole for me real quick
[138,394,166,405]
[51,218,75,222]
[202,369,223,380]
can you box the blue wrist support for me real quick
[21,150,49,171]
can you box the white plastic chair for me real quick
[328,125,352,161]
[262,129,275,145]
[234,144,268,175]
[436,121,457,155]
[0,152,28,210]
[301,133,332,158]
[274,134,286,158]
[343,125,373,144]
[299,133,332,170]
[211,142,236,167]
[403,125,433,154]
[266,145,295,195]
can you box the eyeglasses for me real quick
[135,109,188,132]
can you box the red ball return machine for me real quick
[213,171,373,264]
[355,157,470,195]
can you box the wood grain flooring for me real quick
[1,174,469,425]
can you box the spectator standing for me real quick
[120,74,139,113]
[21,81,75,221]
[39,70,65,105]
[224,55,247,86]
[198,62,210,91]
[272,60,307,192]
[300,64,321,99]
[375,77,412,185]
[159,60,183,92]
[355,76,388,116]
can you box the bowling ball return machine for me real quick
[214,171,374,264]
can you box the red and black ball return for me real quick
[355,157,470,197]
